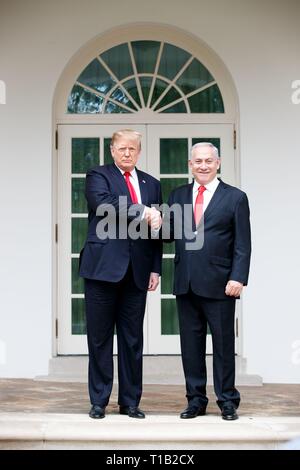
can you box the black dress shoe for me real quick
[119,406,145,419]
[89,405,105,419]
[180,404,206,419]
[221,403,238,421]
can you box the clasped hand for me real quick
[144,207,162,230]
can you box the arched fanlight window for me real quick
[67,41,224,114]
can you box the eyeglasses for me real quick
[113,146,138,155]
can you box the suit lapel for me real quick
[184,183,195,231]
[203,179,227,221]
[109,163,132,199]
[187,182,194,205]
[182,181,226,229]
[109,164,148,205]
[136,169,148,205]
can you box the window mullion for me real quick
[151,56,194,110]
[77,81,135,113]
[185,80,216,99]
[146,41,164,108]
[153,79,188,113]
[128,42,145,108]
[97,56,140,111]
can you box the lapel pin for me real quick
[142,180,146,183]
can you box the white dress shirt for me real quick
[115,164,142,203]
[192,176,220,213]
[115,164,159,276]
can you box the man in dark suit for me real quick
[165,142,251,420]
[79,129,162,419]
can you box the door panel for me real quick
[146,124,236,353]
[57,124,237,355]
[57,125,147,354]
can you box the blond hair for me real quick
[111,129,142,149]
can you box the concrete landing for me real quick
[1,413,300,450]
[43,355,262,385]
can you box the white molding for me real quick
[56,113,232,125]
[0,80,6,104]
[52,23,241,357]
[54,23,238,123]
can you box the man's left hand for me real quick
[148,272,160,291]
[225,280,243,297]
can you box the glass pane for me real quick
[104,138,113,165]
[131,41,160,73]
[72,298,86,335]
[72,138,99,174]
[154,86,181,111]
[158,43,191,81]
[150,78,169,108]
[104,100,132,113]
[163,241,175,255]
[160,177,188,203]
[160,139,188,174]
[160,101,187,113]
[72,258,84,294]
[176,59,214,95]
[139,77,153,105]
[192,137,221,174]
[72,178,87,213]
[72,218,88,254]
[67,84,104,114]
[77,58,115,95]
[161,299,179,335]
[109,87,137,110]
[161,258,174,295]
[188,84,224,113]
[122,78,142,108]
[101,43,133,80]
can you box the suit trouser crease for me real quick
[176,290,240,409]
[84,267,147,407]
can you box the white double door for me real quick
[57,123,236,354]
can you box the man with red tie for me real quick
[165,142,251,420]
[79,129,162,419]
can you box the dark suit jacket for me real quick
[165,179,251,299]
[79,163,162,291]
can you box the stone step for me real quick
[39,356,262,386]
[0,413,299,450]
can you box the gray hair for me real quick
[190,142,219,160]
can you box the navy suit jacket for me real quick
[165,179,251,299]
[79,164,162,291]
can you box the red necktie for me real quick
[194,185,206,226]
[124,171,138,204]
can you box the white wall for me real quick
[0,0,299,381]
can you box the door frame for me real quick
[56,124,148,354]
[52,23,242,357]
[146,123,238,354]
[55,123,241,355]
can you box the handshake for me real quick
[144,206,162,231]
